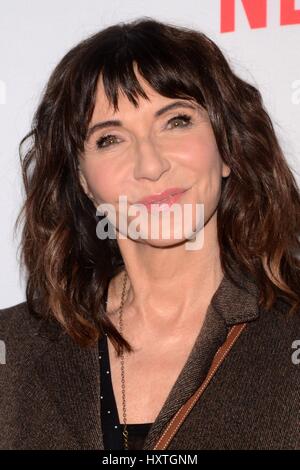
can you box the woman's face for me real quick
[79,68,230,246]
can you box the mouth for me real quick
[135,187,188,206]
[136,188,189,212]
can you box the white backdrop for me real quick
[0,0,299,308]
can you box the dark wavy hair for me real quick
[15,17,300,353]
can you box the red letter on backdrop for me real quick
[280,0,300,25]
[221,0,267,33]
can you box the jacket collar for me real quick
[211,263,260,325]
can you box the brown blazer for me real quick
[0,268,299,450]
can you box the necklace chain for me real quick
[119,269,129,450]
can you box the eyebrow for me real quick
[86,101,199,141]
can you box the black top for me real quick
[99,281,153,450]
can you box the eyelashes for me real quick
[168,113,193,129]
[95,113,193,150]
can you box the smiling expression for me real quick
[78,64,231,245]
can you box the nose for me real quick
[133,138,171,181]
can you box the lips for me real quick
[136,187,187,205]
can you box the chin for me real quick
[134,236,188,248]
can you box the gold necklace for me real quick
[118,269,129,450]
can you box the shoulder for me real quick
[0,301,33,339]
[0,299,65,367]
[244,299,300,354]
[0,299,31,320]
[239,303,300,383]
[259,301,300,339]
[0,299,44,341]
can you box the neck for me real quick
[108,212,224,331]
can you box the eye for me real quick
[166,113,193,129]
[96,134,121,149]
[95,113,193,150]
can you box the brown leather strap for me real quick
[152,322,247,450]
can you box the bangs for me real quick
[88,21,207,114]
[60,19,211,150]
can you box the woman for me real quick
[0,17,300,451]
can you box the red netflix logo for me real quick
[221,0,300,32]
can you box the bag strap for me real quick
[152,322,247,450]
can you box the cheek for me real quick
[82,160,122,203]
[177,132,223,207]
[177,130,222,174]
